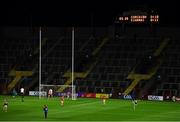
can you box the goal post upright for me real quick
[72,27,75,100]
[39,27,42,99]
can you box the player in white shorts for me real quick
[48,89,53,99]
[3,99,8,112]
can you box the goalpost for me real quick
[38,27,76,100]
[39,84,77,99]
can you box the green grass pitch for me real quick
[0,95,180,121]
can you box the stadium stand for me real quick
[1,26,180,100]
[154,39,180,98]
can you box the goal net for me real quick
[39,84,77,100]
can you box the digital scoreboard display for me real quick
[118,15,159,23]
[116,10,159,24]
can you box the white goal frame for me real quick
[39,84,77,100]
[39,27,76,100]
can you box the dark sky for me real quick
[1,0,179,26]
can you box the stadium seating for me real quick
[1,27,180,99]
[154,39,180,97]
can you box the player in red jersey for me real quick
[101,95,106,105]
[60,96,64,106]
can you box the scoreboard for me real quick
[116,10,159,24]
[118,15,159,23]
